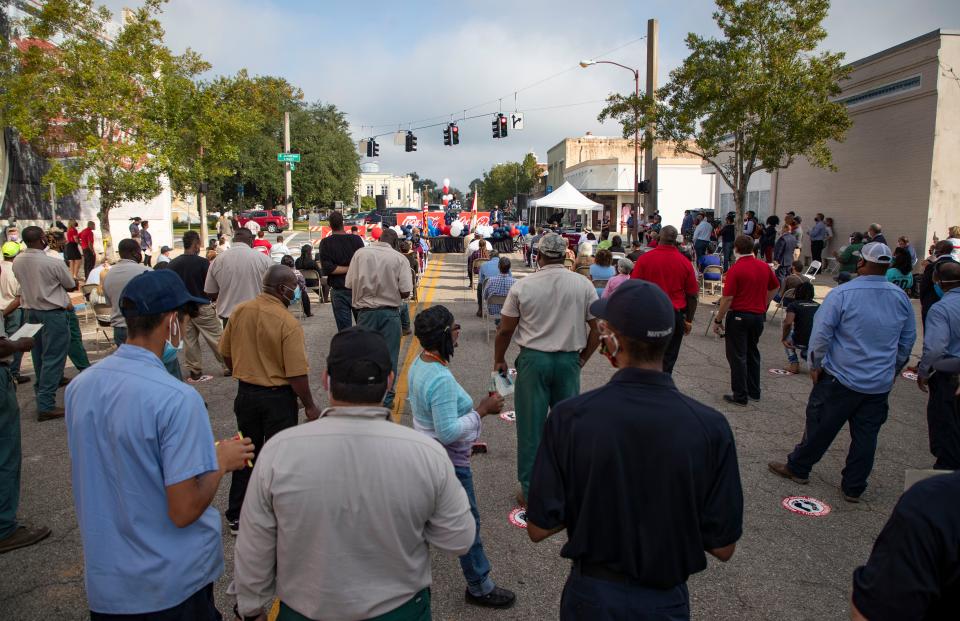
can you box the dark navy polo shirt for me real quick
[852,471,960,620]
[526,367,744,588]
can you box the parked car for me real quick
[237,209,289,233]
[344,211,370,226]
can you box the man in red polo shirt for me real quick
[78,220,97,280]
[631,225,699,374]
[713,235,780,406]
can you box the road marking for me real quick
[391,254,445,422]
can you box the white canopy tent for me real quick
[528,181,603,229]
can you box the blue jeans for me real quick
[0,366,21,538]
[784,331,806,364]
[722,243,734,271]
[399,302,410,331]
[454,466,495,597]
[356,308,401,408]
[560,566,689,620]
[330,288,353,332]
[3,309,23,377]
[694,239,710,260]
[787,372,889,497]
[26,309,69,412]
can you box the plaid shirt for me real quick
[483,273,516,316]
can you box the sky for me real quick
[102,0,960,192]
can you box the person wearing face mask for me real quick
[11,226,77,421]
[65,269,254,619]
[525,280,743,620]
[768,242,916,503]
[919,240,956,329]
[916,259,960,470]
[219,264,318,536]
[407,306,516,610]
[103,239,151,344]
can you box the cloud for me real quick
[96,0,959,196]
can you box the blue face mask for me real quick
[162,316,183,363]
[934,283,944,298]
[292,286,302,303]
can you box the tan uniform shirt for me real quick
[345,242,413,309]
[501,263,598,352]
[219,294,308,386]
[234,406,474,621]
[12,248,75,310]
[0,261,21,311]
[203,243,272,319]
[102,260,151,327]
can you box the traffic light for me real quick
[443,125,451,146]
[638,180,651,193]
[499,113,508,138]
[372,139,379,157]
[451,123,459,145]
[365,139,373,157]
[492,115,500,139]
[405,131,418,152]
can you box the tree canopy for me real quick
[479,153,539,210]
[599,0,851,228]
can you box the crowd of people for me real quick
[0,206,957,621]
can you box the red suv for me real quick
[237,210,289,233]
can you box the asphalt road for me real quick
[1,249,933,621]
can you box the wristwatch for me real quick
[714,317,724,325]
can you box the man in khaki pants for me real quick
[168,231,228,381]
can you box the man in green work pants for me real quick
[493,233,601,505]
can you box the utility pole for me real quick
[644,18,659,216]
[49,182,56,222]
[199,145,208,246]
[284,111,293,228]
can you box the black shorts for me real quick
[64,241,81,260]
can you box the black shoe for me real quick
[722,394,748,407]
[748,394,761,402]
[465,586,516,609]
[842,492,862,504]
[14,375,30,385]
[227,519,239,536]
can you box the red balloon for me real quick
[371,226,382,240]
[441,225,451,236]
[510,227,519,237]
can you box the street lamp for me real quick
[580,58,641,243]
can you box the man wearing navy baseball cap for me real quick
[65,270,254,619]
[526,280,744,620]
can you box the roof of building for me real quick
[849,28,959,70]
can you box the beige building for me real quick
[708,29,960,258]
[356,163,415,207]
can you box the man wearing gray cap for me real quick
[526,280,743,619]
[769,242,916,503]
[494,233,600,507]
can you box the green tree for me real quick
[0,0,207,250]
[599,0,851,229]
[360,195,376,211]
[480,153,539,210]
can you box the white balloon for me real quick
[450,221,463,237]
[442,178,451,188]
[391,225,404,236]
[444,194,453,201]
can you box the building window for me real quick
[380,185,388,196]
[365,185,374,197]
[837,75,921,108]
[397,188,401,201]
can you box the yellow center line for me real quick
[390,254,446,422]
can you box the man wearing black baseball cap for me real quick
[526,280,743,620]
[235,327,476,621]
[65,270,254,618]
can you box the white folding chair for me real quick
[700,265,723,297]
[299,269,323,303]
[803,260,822,280]
[771,288,795,320]
[485,294,507,341]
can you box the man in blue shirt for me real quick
[692,213,713,261]
[769,243,916,502]
[66,270,253,619]
[476,250,506,317]
[808,213,828,270]
[917,260,960,470]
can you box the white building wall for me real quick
[657,162,716,228]
[78,177,175,254]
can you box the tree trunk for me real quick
[98,194,116,262]
[734,187,747,239]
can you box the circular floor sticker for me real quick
[499,410,516,422]
[901,370,918,381]
[768,368,795,376]
[508,507,527,529]
[782,496,831,517]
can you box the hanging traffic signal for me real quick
[451,123,459,145]
[638,180,651,193]
[443,125,451,146]
[405,131,418,152]
[499,113,508,138]
[365,139,373,157]
[372,139,379,157]
[492,115,501,139]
